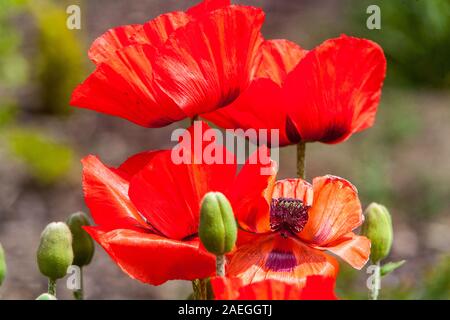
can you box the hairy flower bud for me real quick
[199,192,237,256]
[361,203,393,263]
[37,222,74,280]
[36,293,57,300]
[0,243,6,286]
[67,212,95,267]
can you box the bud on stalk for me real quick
[36,293,57,300]
[199,192,237,277]
[361,203,393,263]
[66,212,95,267]
[37,222,74,282]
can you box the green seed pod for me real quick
[37,222,74,280]
[199,192,237,256]
[66,211,95,267]
[0,243,6,286]
[36,293,57,300]
[361,203,393,263]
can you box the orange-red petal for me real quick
[271,178,313,206]
[321,232,371,270]
[85,227,215,285]
[227,233,338,286]
[299,175,363,246]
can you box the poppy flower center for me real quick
[270,198,309,237]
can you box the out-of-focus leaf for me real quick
[6,128,74,184]
[381,260,406,277]
[31,0,85,115]
[421,256,450,300]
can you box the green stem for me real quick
[48,279,56,296]
[73,267,84,300]
[297,141,306,179]
[216,255,225,277]
[370,261,381,300]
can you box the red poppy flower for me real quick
[81,122,274,285]
[226,157,370,285]
[211,275,337,300]
[203,35,387,146]
[70,0,266,127]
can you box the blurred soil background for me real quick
[0,0,449,299]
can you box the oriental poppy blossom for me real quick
[226,158,371,285]
[211,275,337,300]
[81,122,275,285]
[70,0,266,127]
[204,35,387,146]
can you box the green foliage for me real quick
[381,260,406,277]
[6,128,74,184]
[420,256,450,299]
[0,243,6,286]
[347,0,450,89]
[0,0,28,90]
[32,0,85,115]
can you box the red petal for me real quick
[322,232,371,270]
[85,227,215,285]
[285,35,387,143]
[210,276,243,300]
[211,276,337,300]
[299,175,363,246]
[71,44,186,127]
[116,150,159,179]
[253,39,307,85]
[237,279,303,300]
[202,79,293,146]
[88,24,144,65]
[81,156,147,231]
[227,233,338,286]
[151,5,264,116]
[203,39,306,146]
[299,275,337,300]
[129,124,237,240]
[187,0,231,17]
[230,146,277,233]
[88,11,190,65]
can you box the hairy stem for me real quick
[370,261,381,300]
[192,278,208,300]
[48,279,56,296]
[216,255,225,277]
[297,141,306,179]
[73,267,84,300]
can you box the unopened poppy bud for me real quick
[0,243,6,286]
[37,222,74,280]
[199,192,237,256]
[361,203,393,263]
[36,293,57,300]
[67,212,95,267]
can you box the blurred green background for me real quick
[0,0,449,299]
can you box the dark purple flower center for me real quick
[270,197,309,237]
